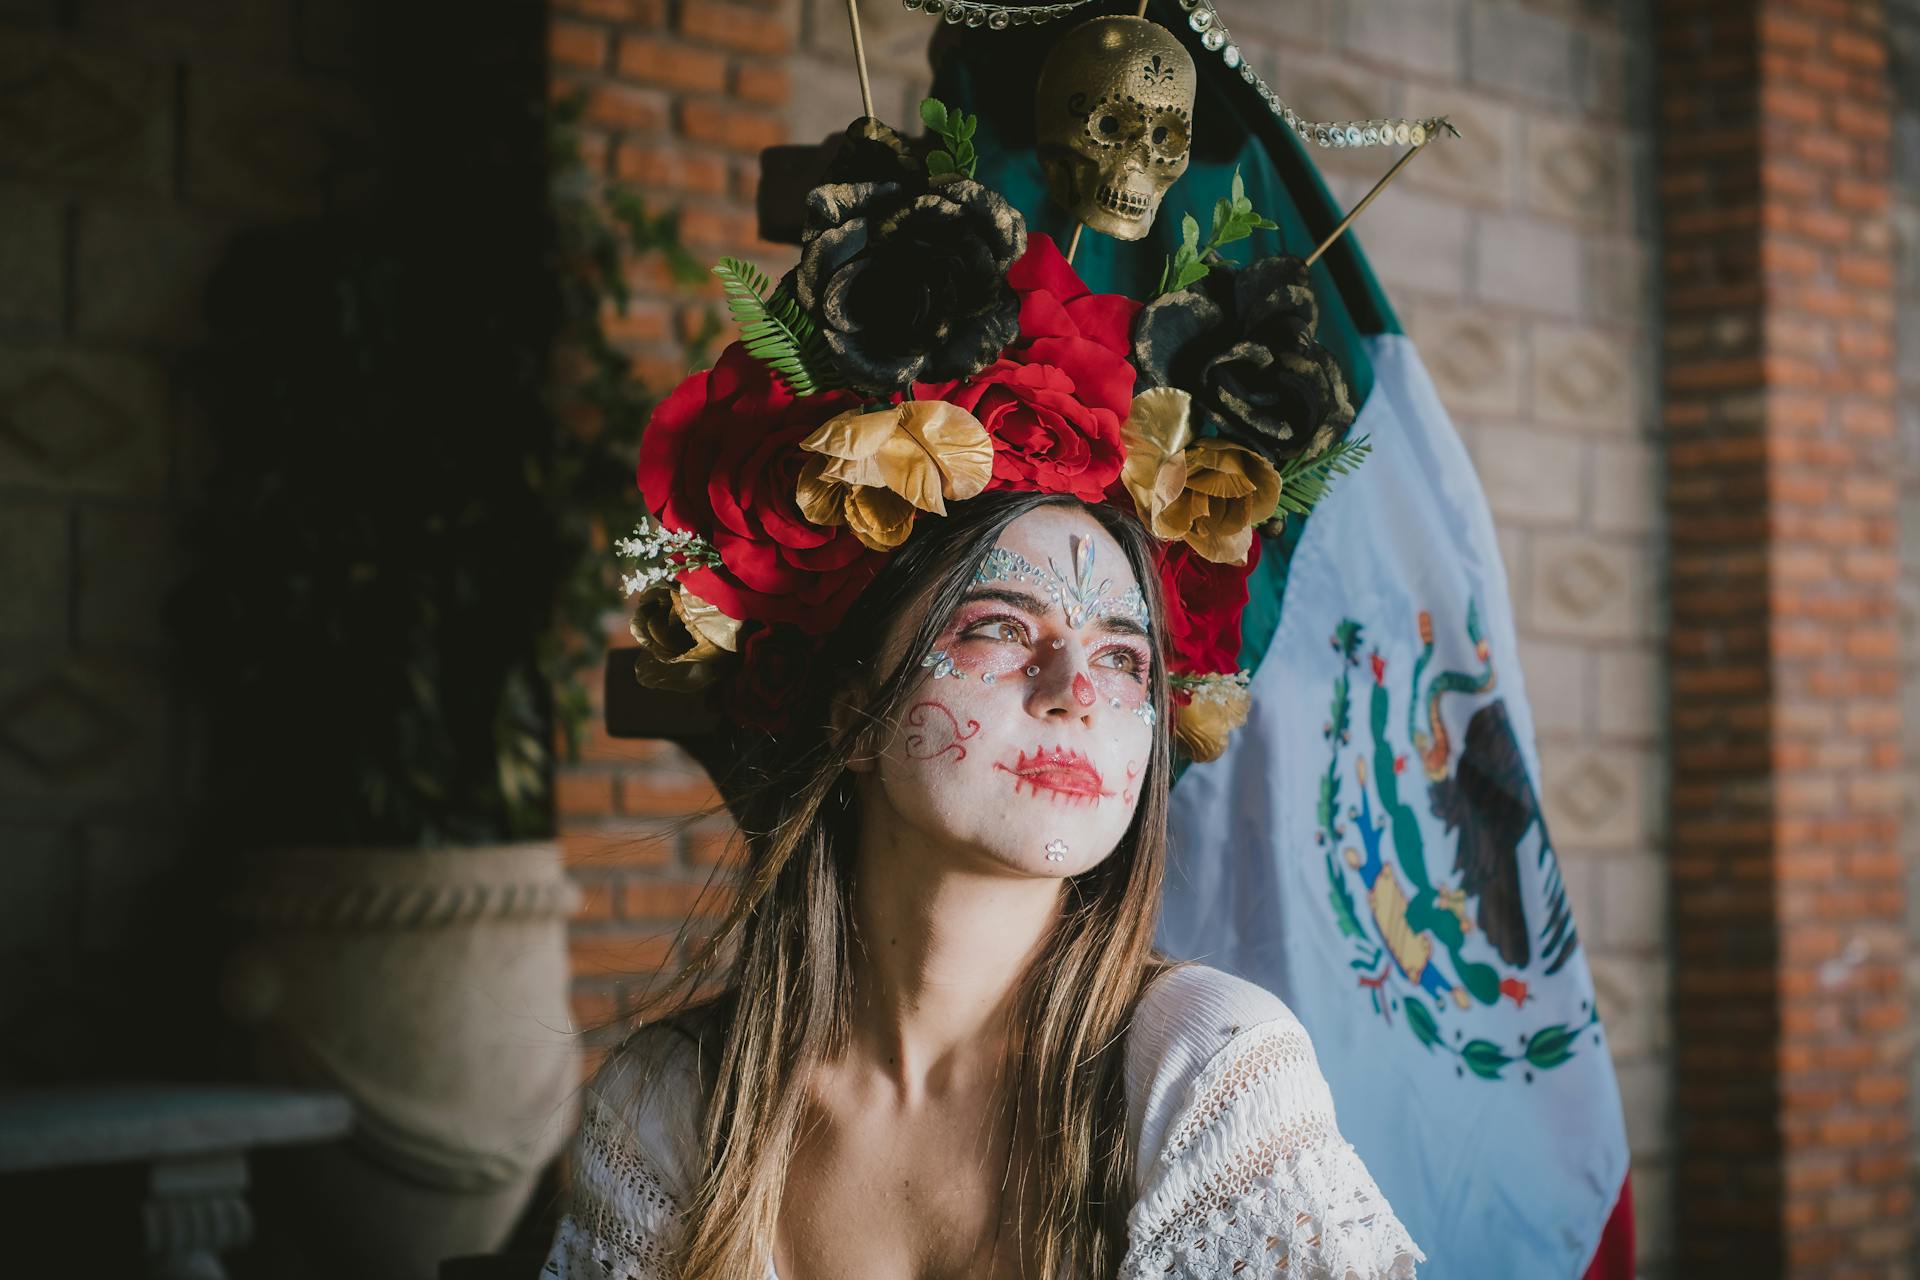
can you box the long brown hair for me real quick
[623,489,1175,1278]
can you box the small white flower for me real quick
[613,517,722,599]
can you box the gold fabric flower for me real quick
[630,584,740,692]
[795,400,994,550]
[1173,681,1253,763]
[1122,388,1281,565]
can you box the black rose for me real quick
[1132,255,1357,466]
[789,177,1026,396]
[825,117,924,188]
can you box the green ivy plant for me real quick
[1156,168,1280,294]
[920,97,979,179]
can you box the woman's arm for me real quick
[1121,969,1424,1280]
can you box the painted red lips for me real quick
[994,745,1111,801]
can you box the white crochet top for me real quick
[541,964,1424,1279]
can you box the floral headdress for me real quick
[619,110,1365,762]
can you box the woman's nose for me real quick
[1026,643,1095,720]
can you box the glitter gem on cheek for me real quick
[1071,672,1096,707]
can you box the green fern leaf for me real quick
[1273,435,1372,517]
[711,257,838,396]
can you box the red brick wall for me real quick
[1658,0,1909,1270]
[548,0,799,1074]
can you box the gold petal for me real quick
[674,587,741,653]
[844,485,916,550]
[1155,489,1207,540]
[1124,387,1194,458]
[871,431,948,514]
[1150,452,1188,509]
[895,400,993,502]
[1123,387,1194,520]
[1181,443,1258,500]
[799,407,894,463]
[795,455,850,526]
[630,586,731,692]
[1186,517,1254,565]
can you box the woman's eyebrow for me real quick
[1092,614,1151,642]
[957,585,1052,614]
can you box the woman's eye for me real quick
[963,617,1028,644]
[1096,647,1146,677]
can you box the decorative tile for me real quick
[1402,96,1518,209]
[1526,113,1627,226]
[1277,55,1401,175]
[1409,306,1523,416]
[0,36,170,191]
[1531,325,1638,432]
[0,670,125,778]
[185,67,375,215]
[1542,747,1650,850]
[0,349,168,495]
[0,660,169,806]
[1529,536,1643,641]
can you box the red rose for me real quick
[638,343,885,634]
[914,233,1140,503]
[722,624,823,735]
[1157,536,1260,676]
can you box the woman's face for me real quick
[854,506,1158,877]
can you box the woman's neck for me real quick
[845,791,1063,1102]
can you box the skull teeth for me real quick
[1096,184,1151,216]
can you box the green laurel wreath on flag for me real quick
[1318,618,1603,1083]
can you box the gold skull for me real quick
[1034,17,1195,241]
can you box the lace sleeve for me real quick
[1121,996,1425,1279]
[541,1029,704,1280]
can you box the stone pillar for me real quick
[1657,1,1909,1271]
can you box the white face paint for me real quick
[854,506,1157,877]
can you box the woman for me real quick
[542,489,1423,1279]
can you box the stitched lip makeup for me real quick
[994,746,1111,800]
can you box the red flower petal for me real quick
[1006,232,1087,306]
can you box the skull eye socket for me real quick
[1082,100,1144,148]
[1148,113,1190,160]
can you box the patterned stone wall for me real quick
[0,1,376,1081]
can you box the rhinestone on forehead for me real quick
[972,538,1150,632]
